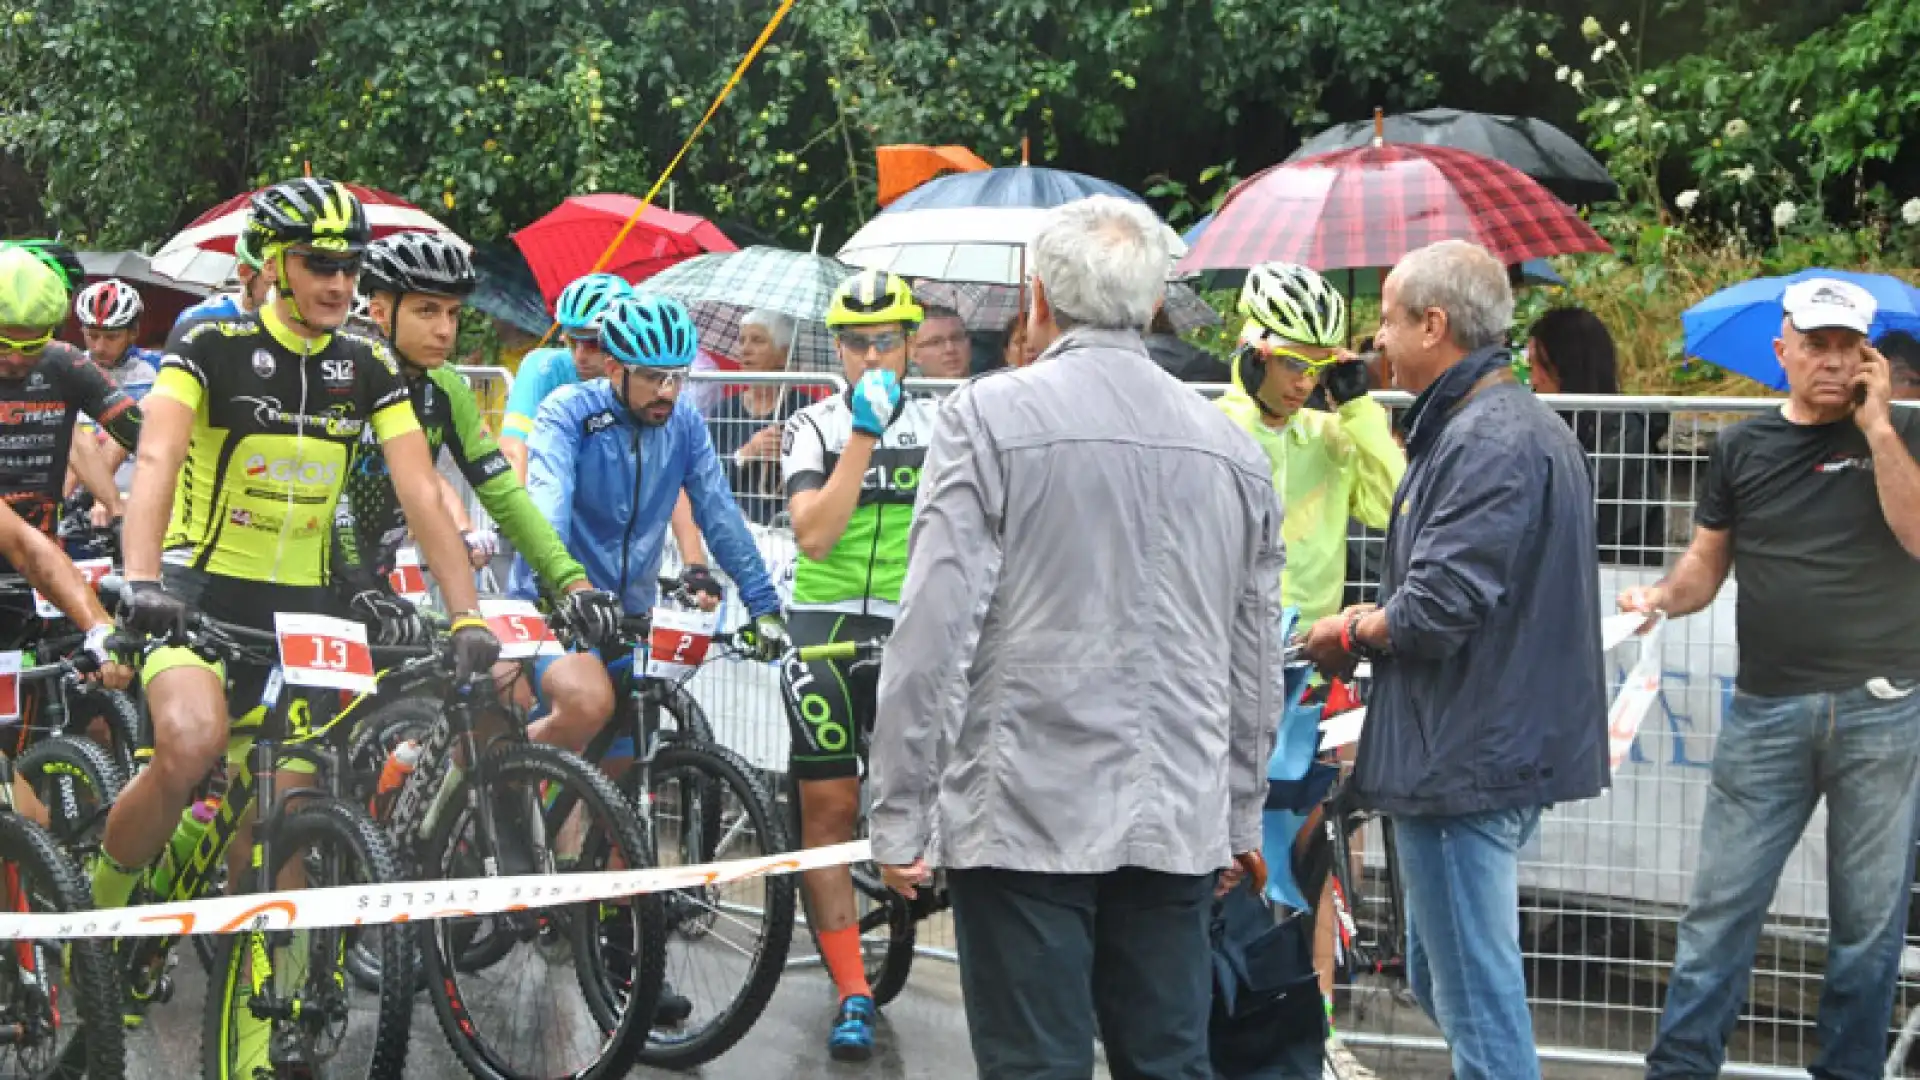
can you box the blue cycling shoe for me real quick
[828,994,876,1062]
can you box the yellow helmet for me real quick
[826,270,923,329]
[0,245,72,329]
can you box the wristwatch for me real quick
[1342,611,1388,663]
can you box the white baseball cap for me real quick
[1782,278,1876,336]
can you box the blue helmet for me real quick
[554,272,633,334]
[601,292,698,369]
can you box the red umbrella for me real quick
[512,195,737,304]
[1177,143,1610,276]
[151,184,458,289]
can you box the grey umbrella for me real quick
[1288,107,1618,206]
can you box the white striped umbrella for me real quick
[149,184,463,289]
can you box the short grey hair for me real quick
[739,309,796,351]
[1030,195,1169,331]
[1388,239,1515,351]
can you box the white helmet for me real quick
[1238,262,1346,349]
[75,278,145,330]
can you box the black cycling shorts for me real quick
[779,610,892,782]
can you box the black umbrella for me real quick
[1287,107,1618,206]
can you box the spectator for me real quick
[870,194,1281,1079]
[1000,308,1035,368]
[1145,305,1233,384]
[1528,306,1670,566]
[1305,238,1609,1080]
[705,310,812,526]
[1622,278,1920,1080]
[910,302,971,378]
[1877,327,1920,401]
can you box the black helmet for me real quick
[248,178,371,254]
[14,239,86,292]
[361,231,476,298]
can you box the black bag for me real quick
[1209,884,1327,1080]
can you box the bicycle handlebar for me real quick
[793,639,886,664]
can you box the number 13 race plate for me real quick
[274,612,378,694]
[33,558,113,618]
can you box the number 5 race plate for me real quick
[274,612,378,694]
[478,597,559,660]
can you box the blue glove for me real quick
[850,369,902,438]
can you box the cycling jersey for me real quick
[150,307,419,586]
[500,346,577,442]
[336,363,586,592]
[780,391,939,617]
[174,292,246,330]
[506,379,780,618]
[0,342,139,561]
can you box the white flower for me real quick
[1555,65,1570,82]
[1619,21,1632,35]
[1581,15,1602,40]
[1789,98,1801,114]
[1642,83,1657,96]
[1772,200,1798,229]
[1603,99,1623,115]
[1536,43,1552,59]
[1570,71,1586,91]
[1902,198,1920,225]
[1591,46,1606,63]
[1651,120,1670,134]
[1723,118,1749,139]
[1722,165,1756,184]
[1675,190,1700,212]
[1603,39,1618,54]
[1614,118,1636,135]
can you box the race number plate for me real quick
[643,607,718,681]
[387,547,431,607]
[478,597,557,660]
[0,651,20,722]
[33,558,114,618]
[274,612,377,694]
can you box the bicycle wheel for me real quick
[15,734,121,855]
[650,683,715,746]
[61,687,141,783]
[200,798,413,1080]
[787,775,916,1007]
[343,697,438,994]
[421,742,665,1080]
[634,742,795,1069]
[0,814,123,1080]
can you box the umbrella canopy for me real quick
[1177,143,1611,277]
[1181,211,1566,290]
[1682,269,1920,390]
[1289,108,1618,206]
[914,279,1220,335]
[150,184,459,289]
[885,165,1143,213]
[644,247,854,374]
[512,194,737,304]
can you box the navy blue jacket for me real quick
[1353,348,1609,818]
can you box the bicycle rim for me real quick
[0,816,122,1080]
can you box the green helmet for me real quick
[827,270,923,329]
[0,245,73,329]
[1238,262,1347,349]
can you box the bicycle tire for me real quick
[16,734,122,855]
[343,696,438,995]
[62,686,142,783]
[636,741,796,1069]
[0,813,124,1080]
[200,798,413,1080]
[420,741,665,1080]
[652,682,715,746]
[787,775,917,1007]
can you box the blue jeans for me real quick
[1396,806,1544,1080]
[1647,681,1920,1080]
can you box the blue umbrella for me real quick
[1682,269,1920,390]
[886,166,1145,213]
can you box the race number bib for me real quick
[643,607,718,681]
[0,651,20,722]
[386,547,431,607]
[478,597,557,660]
[33,558,114,618]
[274,613,377,694]
[1607,619,1664,773]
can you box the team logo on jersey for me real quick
[1815,454,1872,474]
[251,349,276,378]
[24,372,47,391]
[781,424,795,456]
[585,411,617,435]
[319,354,355,386]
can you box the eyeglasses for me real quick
[565,332,602,349]
[0,328,55,356]
[296,250,364,278]
[626,366,687,390]
[836,330,906,355]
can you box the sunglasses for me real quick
[627,366,688,390]
[1241,341,1330,376]
[836,329,906,355]
[296,250,364,278]
[565,332,603,349]
[0,328,55,355]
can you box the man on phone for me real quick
[1623,278,1920,1080]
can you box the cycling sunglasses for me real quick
[626,366,688,390]
[836,329,906,355]
[0,328,55,355]
[1239,340,1331,376]
[295,250,364,278]
[564,331,602,349]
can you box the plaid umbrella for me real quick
[915,279,1220,334]
[645,246,854,374]
[1177,143,1611,276]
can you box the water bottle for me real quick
[371,740,422,818]
[147,799,217,899]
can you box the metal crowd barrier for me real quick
[439,364,1906,1073]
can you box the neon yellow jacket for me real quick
[1215,377,1406,623]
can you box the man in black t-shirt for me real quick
[1621,277,1920,1080]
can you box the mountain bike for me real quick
[9,650,125,864]
[0,751,124,1080]
[112,610,416,1080]
[1,575,144,788]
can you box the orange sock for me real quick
[817,926,873,1002]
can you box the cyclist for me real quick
[336,230,621,749]
[779,268,940,1061]
[0,246,141,566]
[102,178,501,923]
[174,228,273,327]
[71,278,160,508]
[1216,262,1403,1075]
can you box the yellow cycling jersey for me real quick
[151,306,419,586]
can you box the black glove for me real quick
[347,589,431,647]
[119,579,189,638]
[556,588,621,651]
[447,617,502,681]
[1321,359,1372,407]
[678,566,724,607]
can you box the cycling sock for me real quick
[817,926,872,1002]
[89,850,141,909]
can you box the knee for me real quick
[547,658,614,722]
[150,711,226,793]
[801,781,859,834]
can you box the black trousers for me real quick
[948,866,1214,1080]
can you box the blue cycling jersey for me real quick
[501,347,576,442]
[507,379,781,618]
[173,293,245,329]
